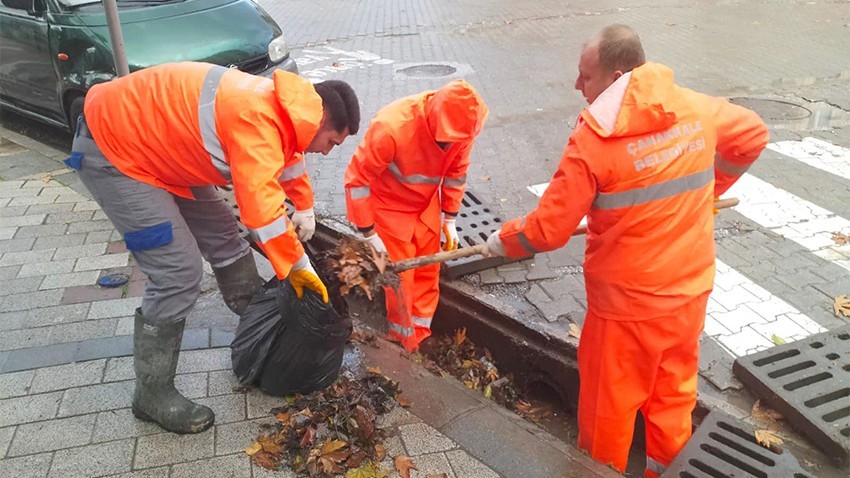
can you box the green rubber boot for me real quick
[213,252,264,316]
[132,309,214,434]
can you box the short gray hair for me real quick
[593,24,646,73]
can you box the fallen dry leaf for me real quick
[426,474,449,478]
[833,295,850,317]
[394,455,417,478]
[396,394,412,408]
[245,441,262,456]
[322,439,348,455]
[751,400,783,422]
[754,429,784,449]
[346,461,389,478]
[374,444,387,461]
[833,231,850,245]
[568,323,582,340]
[455,327,467,346]
[367,366,382,375]
[771,334,786,345]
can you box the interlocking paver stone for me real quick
[0,265,20,281]
[73,253,129,272]
[175,373,209,400]
[0,237,36,254]
[0,425,14,457]
[48,438,134,478]
[0,276,43,296]
[88,298,142,320]
[175,348,230,374]
[86,230,115,244]
[102,467,170,478]
[9,194,59,206]
[47,318,118,345]
[0,249,55,267]
[7,414,96,456]
[17,259,76,278]
[0,187,41,198]
[30,360,106,394]
[0,206,27,218]
[208,370,243,397]
[25,203,74,215]
[14,224,68,239]
[2,303,89,329]
[0,328,52,351]
[399,423,457,456]
[214,419,270,456]
[39,270,100,290]
[72,200,100,212]
[44,211,94,224]
[103,357,134,383]
[0,288,64,313]
[0,452,53,478]
[115,316,134,336]
[61,285,124,305]
[0,369,34,399]
[446,450,500,478]
[58,381,133,417]
[246,389,285,419]
[0,227,17,240]
[170,453,251,478]
[133,429,215,469]
[195,394,246,425]
[0,391,61,427]
[0,214,46,228]
[68,219,115,234]
[52,243,107,261]
[91,408,160,443]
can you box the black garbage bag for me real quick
[231,277,352,396]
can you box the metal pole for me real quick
[102,0,130,77]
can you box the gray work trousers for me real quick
[71,118,250,324]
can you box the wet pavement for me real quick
[2,0,850,476]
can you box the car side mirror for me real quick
[2,0,41,16]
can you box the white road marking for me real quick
[707,260,826,356]
[727,174,850,271]
[767,137,850,180]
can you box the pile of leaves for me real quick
[419,328,529,416]
[247,372,402,477]
[324,238,399,300]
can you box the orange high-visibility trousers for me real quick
[577,292,709,477]
[381,220,441,351]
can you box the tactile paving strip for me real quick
[732,325,850,464]
[444,190,531,279]
[661,410,814,477]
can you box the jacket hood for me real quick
[273,70,323,151]
[425,80,489,142]
[581,62,678,138]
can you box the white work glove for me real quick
[291,207,316,242]
[481,229,506,258]
[364,232,387,254]
[441,216,459,251]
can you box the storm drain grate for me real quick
[732,325,850,464]
[443,190,531,279]
[661,411,814,477]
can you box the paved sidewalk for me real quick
[0,130,620,478]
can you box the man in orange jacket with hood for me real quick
[483,25,768,476]
[344,80,488,351]
[69,62,360,434]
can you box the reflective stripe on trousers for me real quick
[646,456,667,476]
[198,65,231,182]
[389,322,414,337]
[592,166,713,210]
[412,315,432,328]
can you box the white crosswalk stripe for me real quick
[767,137,850,180]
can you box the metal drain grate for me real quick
[443,190,531,279]
[661,411,814,477]
[732,325,850,464]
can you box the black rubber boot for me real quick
[132,309,215,434]
[213,252,264,316]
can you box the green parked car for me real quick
[0,0,298,131]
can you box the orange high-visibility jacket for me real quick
[344,80,489,241]
[84,62,320,278]
[499,63,768,320]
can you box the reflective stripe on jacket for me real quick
[499,62,768,320]
[84,62,321,278]
[344,80,488,241]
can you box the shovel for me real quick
[389,197,740,273]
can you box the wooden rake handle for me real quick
[389,197,740,273]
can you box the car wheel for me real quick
[67,96,85,132]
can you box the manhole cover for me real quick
[397,64,458,78]
[661,410,814,477]
[729,98,811,121]
[444,190,531,278]
[733,325,850,464]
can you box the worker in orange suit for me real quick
[344,80,489,351]
[483,25,768,477]
[69,62,360,434]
